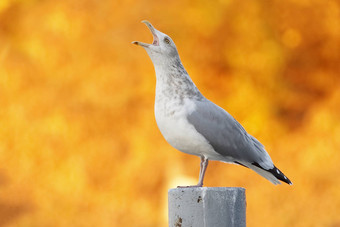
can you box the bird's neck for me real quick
[153,58,203,102]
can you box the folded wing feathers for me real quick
[188,100,292,185]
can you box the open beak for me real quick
[132,20,160,48]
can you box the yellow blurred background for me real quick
[0,0,340,226]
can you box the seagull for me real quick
[132,20,292,187]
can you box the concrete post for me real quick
[168,187,246,227]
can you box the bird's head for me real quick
[132,20,180,66]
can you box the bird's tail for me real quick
[247,163,292,185]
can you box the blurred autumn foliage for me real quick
[0,0,340,226]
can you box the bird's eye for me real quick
[164,37,171,44]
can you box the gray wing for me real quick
[187,100,273,167]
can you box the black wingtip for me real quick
[268,166,292,185]
[252,163,292,185]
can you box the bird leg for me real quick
[196,156,209,187]
[197,156,204,180]
[177,156,209,188]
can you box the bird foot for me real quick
[177,184,203,188]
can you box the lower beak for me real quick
[131,41,150,47]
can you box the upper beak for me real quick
[132,20,159,48]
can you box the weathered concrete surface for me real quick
[168,187,246,227]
